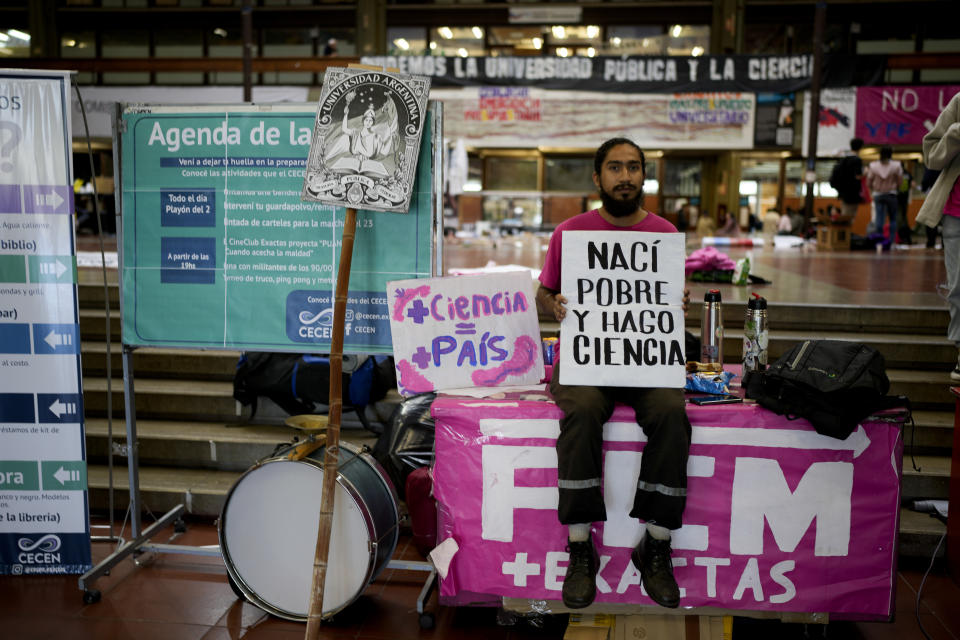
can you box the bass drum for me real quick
[219,441,399,621]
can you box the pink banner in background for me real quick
[856,85,960,145]
[432,395,903,619]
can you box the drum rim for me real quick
[218,448,382,621]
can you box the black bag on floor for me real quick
[233,353,343,417]
[233,353,395,419]
[743,340,892,440]
[373,392,436,498]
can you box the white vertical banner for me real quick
[0,70,91,575]
[802,87,858,157]
[558,231,686,388]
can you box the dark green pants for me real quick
[550,359,691,530]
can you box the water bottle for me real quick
[742,293,768,373]
[701,289,723,366]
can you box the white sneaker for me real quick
[952,365,960,382]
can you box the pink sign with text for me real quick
[856,85,960,145]
[432,395,903,619]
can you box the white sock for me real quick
[568,523,591,542]
[645,523,671,541]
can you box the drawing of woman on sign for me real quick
[324,90,399,178]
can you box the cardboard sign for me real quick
[431,396,902,618]
[387,271,545,396]
[302,67,431,213]
[559,231,686,388]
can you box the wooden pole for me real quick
[304,206,357,638]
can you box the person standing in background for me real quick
[866,146,904,245]
[917,92,960,380]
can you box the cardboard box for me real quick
[614,614,731,640]
[565,613,616,640]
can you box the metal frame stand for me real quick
[387,559,438,628]
[78,346,220,604]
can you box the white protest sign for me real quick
[559,231,686,388]
[387,271,544,396]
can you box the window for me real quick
[101,29,149,84]
[544,156,595,193]
[156,29,203,85]
[387,27,427,56]
[0,29,31,59]
[60,32,95,59]
[431,26,485,58]
[483,155,538,191]
[262,28,314,85]
[208,26,249,85]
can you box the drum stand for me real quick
[387,559,438,628]
[78,347,223,604]
[78,347,440,629]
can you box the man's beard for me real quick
[599,185,643,218]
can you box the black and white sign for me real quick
[302,67,431,213]
[359,54,886,94]
[559,231,686,388]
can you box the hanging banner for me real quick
[0,69,91,575]
[855,85,960,146]
[433,88,755,149]
[754,92,795,148]
[387,271,544,396]
[432,396,903,619]
[802,88,857,157]
[121,104,437,353]
[362,54,885,94]
[558,231,686,388]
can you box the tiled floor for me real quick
[0,517,958,639]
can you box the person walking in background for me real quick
[917,92,960,380]
[866,146,904,245]
[831,137,865,220]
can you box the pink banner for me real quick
[432,393,903,618]
[856,85,960,145]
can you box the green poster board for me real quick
[120,104,438,353]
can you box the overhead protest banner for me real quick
[559,231,686,388]
[855,85,960,146]
[432,88,756,150]
[302,67,431,213]
[361,54,885,94]
[802,88,857,157]
[387,271,544,396]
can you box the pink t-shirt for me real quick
[538,209,679,291]
[943,174,960,218]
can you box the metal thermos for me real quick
[742,293,769,373]
[701,289,723,365]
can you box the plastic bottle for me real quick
[742,292,768,373]
[701,289,723,365]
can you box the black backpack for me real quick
[742,340,895,439]
[233,352,396,418]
